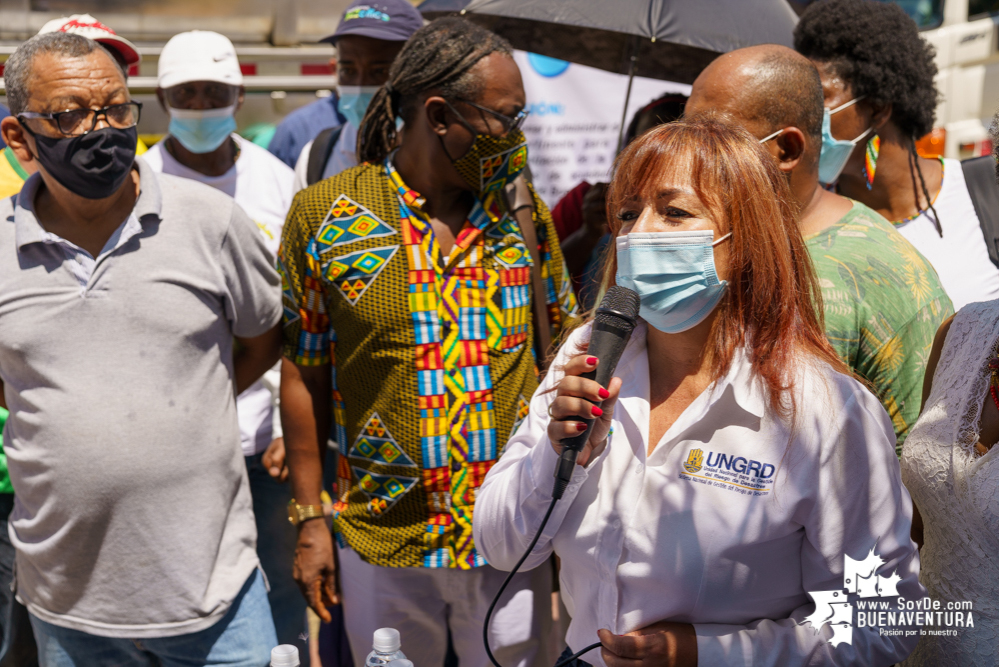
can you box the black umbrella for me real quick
[419,0,472,13]
[422,0,797,83]
[421,0,798,146]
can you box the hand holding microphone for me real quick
[548,287,640,498]
[546,356,622,467]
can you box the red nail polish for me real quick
[599,387,610,399]
[576,422,588,432]
[591,406,603,417]
[586,356,598,366]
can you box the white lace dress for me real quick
[900,300,999,666]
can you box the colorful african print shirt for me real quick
[279,158,579,569]
[805,201,953,455]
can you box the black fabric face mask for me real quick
[31,126,137,199]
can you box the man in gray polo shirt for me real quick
[0,32,282,665]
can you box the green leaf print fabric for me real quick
[806,201,953,455]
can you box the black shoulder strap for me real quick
[306,125,344,186]
[961,155,999,269]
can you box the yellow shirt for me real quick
[0,139,148,201]
[0,147,28,201]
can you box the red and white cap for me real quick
[37,14,140,66]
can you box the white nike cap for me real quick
[158,30,243,89]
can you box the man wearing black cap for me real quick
[268,0,422,172]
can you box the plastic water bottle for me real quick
[387,661,413,667]
[365,628,407,666]
[270,645,300,667]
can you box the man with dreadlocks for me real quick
[279,16,578,666]
[795,0,999,312]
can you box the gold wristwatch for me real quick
[287,499,324,526]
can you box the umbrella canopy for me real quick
[418,0,472,12]
[421,0,798,84]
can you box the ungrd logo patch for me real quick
[678,447,776,496]
[683,448,703,473]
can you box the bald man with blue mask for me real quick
[686,43,952,452]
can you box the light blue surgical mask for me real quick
[337,85,380,128]
[615,230,732,334]
[167,104,237,154]
[818,97,871,185]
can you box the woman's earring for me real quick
[864,134,880,190]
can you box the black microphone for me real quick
[552,286,640,499]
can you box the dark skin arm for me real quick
[919,315,954,413]
[233,324,282,395]
[281,358,338,620]
[261,437,289,482]
[237,327,287,481]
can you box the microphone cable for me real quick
[482,494,602,667]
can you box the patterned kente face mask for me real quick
[450,129,529,199]
[441,101,529,199]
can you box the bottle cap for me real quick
[373,627,401,652]
[270,645,300,667]
[387,661,413,667]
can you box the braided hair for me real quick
[908,140,942,236]
[358,17,513,164]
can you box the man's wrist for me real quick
[288,498,325,526]
[296,515,325,530]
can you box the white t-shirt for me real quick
[292,121,359,193]
[145,135,295,456]
[894,158,999,311]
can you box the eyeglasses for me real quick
[18,102,143,137]
[451,98,529,135]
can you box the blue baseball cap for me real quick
[322,0,424,44]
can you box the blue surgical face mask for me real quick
[615,230,732,334]
[167,104,237,154]
[337,85,379,128]
[818,97,871,185]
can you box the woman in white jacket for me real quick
[474,119,924,667]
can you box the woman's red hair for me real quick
[603,117,848,418]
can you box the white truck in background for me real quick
[0,0,356,137]
[2,0,997,157]
[891,0,999,158]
